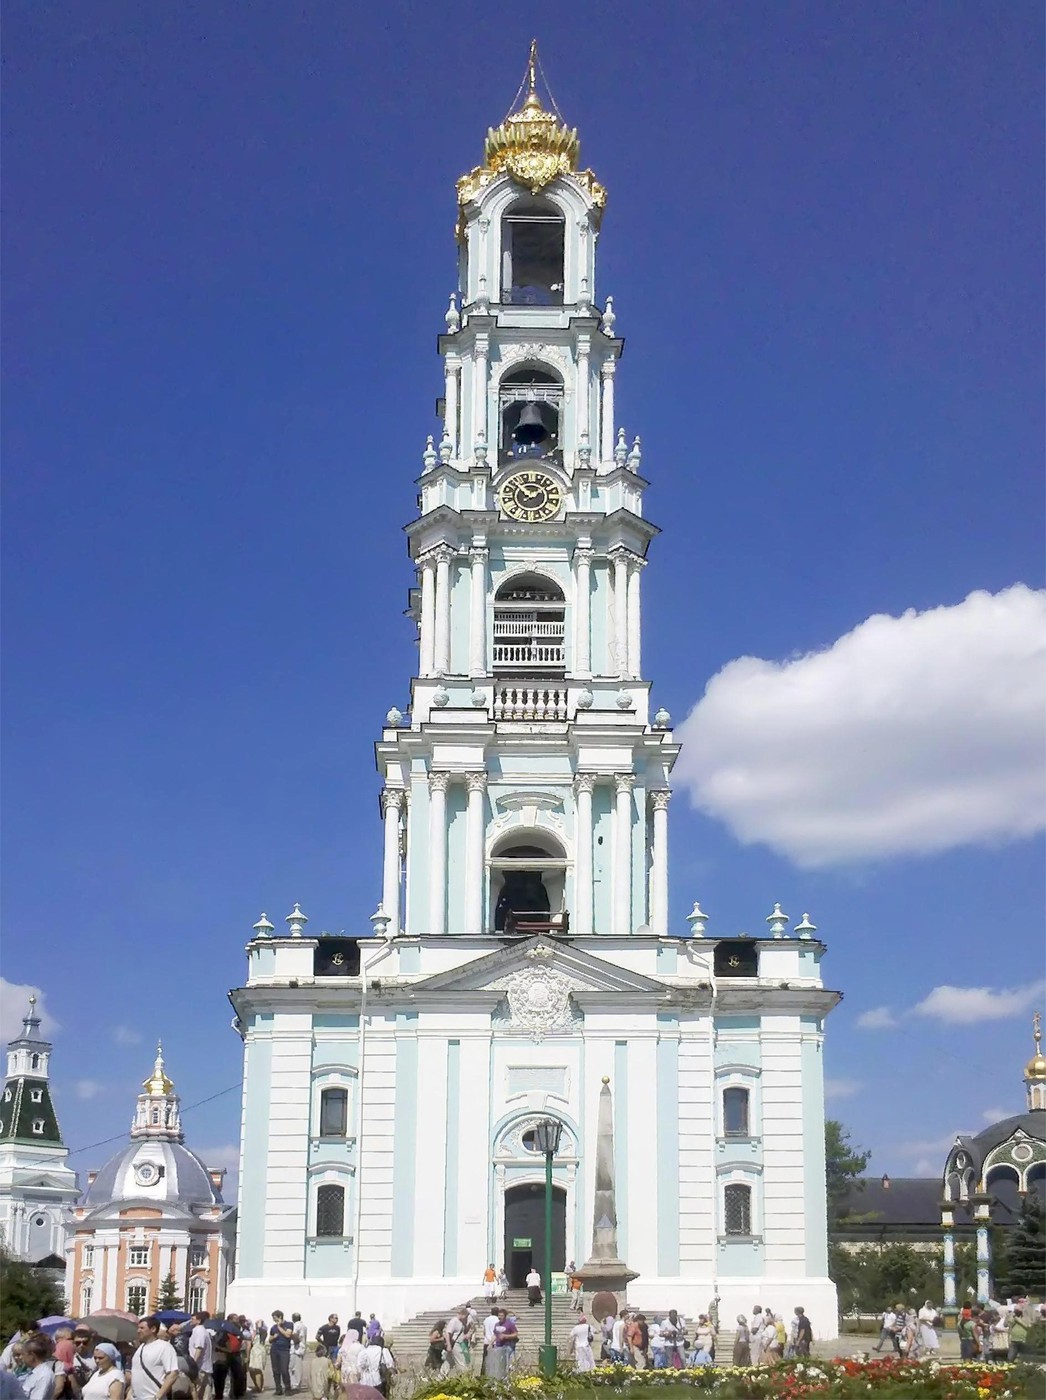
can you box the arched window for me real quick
[723,1183,752,1236]
[79,1282,93,1316]
[316,1184,345,1238]
[493,575,565,676]
[490,829,568,933]
[319,1087,348,1138]
[499,366,562,465]
[126,1281,149,1316]
[723,1087,750,1137]
[501,197,564,305]
[30,1054,40,1070]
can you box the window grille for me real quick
[316,1184,345,1237]
[724,1183,752,1236]
[723,1086,750,1137]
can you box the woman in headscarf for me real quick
[78,1347,122,1400]
[52,1333,78,1400]
[732,1316,751,1366]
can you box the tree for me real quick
[0,1244,66,1341]
[156,1272,183,1311]
[826,1119,872,1231]
[995,1192,1046,1298]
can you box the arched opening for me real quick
[491,830,567,933]
[1026,1161,1046,1204]
[501,197,565,306]
[499,366,563,466]
[493,574,566,677]
[504,1181,566,1286]
[986,1164,1021,1223]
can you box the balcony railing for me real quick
[493,685,568,721]
[492,618,564,638]
[492,643,565,668]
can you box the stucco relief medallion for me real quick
[504,965,578,1041]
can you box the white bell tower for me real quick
[376,43,678,944]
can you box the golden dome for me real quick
[1025,1012,1046,1082]
[458,42,605,210]
[142,1042,175,1096]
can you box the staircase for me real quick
[386,1290,580,1369]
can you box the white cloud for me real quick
[913,982,1044,1025]
[912,1157,939,1176]
[856,1006,897,1030]
[675,585,1046,868]
[0,980,58,1043]
[74,1080,104,1100]
[113,1026,142,1046]
[982,1107,1013,1123]
[825,1077,862,1100]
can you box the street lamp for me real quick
[533,1118,563,1377]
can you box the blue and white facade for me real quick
[228,64,841,1336]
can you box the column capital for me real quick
[380,787,406,814]
[431,543,457,565]
[572,545,595,566]
[614,773,636,794]
[464,770,488,794]
[650,788,672,811]
[417,548,440,570]
[428,770,451,794]
[609,544,643,566]
[468,544,489,563]
[601,359,617,378]
[574,772,598,795]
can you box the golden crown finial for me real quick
[142,1040,175,1096]
[1025,1010,1046,1082]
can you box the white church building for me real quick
[228,51,841,1336]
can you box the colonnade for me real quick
[379,773,671,938]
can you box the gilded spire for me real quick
[1026,1010,1046,1083]
[142,1041,175,1096]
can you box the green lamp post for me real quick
[533,1117,564,1377]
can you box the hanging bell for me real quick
[513,402,548,446]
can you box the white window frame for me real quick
[307,1166,354,1243]
[31,1119,45,1134]
[82,1244,95,1268]
[30,1089,43,1103]
[128,1244,151,1268]
[126,1281,149,1316]
[80,1281,93,1315]
[716,1164,764,1242]
[310,1065,357,1144]
[187,1279,207,1313]
[189,1243,207,1268]
[714,1064,761,1140]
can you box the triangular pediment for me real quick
[415,936,668,996]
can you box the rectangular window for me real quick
[723,1086,750,1137]
[31,1120,44,1134]
[319,1087,348,1138]
[189,1244,207,1268]
[80,1283,93,1316]
[724,1182,752,1236]
[128,1246,150,1267]
[127,1282,149,1316]
[82,1245,95,1268]
[30,1089,43,1103]
[188,1282,206,1313]
[316,1184,345,1237]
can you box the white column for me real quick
[380,788,404,935]
[612,551,629,679]
[433,546,453,675]
[464,771,487,934]
[576,337,590,452]
[445,358,459,456]
[419,555,436,677]
[469,545,488,676]
[627,555,643,679]
[613,773,634,936]
[573,546,592,676]
[573,773,596,937]
[473,334,489,447]
[600,360,616,462]
[427,771,450,936]
[650,789,671,937]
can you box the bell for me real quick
[513,402,548,446]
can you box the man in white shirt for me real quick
[610,1314,627,1363]
[874,1307,898,1354]
[443,1313,464,1375]
[187,1314,213,1400]
[288,1315,306,1392]
[131,1318,180,1400]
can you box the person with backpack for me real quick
[356,1335,393,1399]
[792,1308,813,1358]
[569,1315,595,1373]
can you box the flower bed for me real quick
[412,1357,1041,1400]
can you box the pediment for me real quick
[415,937,667,997]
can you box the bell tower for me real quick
[376,44,678,943]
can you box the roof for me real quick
[0,1076,63,1146]
[971,1110,1045,1157]
[838,1177,942,1228]
[83,1138,222,1209]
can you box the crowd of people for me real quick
[566,1303,814,1371]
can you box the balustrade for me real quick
[493,685,569,720]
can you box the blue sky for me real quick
[3,2,1043,1195]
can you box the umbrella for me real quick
[345,1387,383,1400]
[154,1311,191,1325]
[89,1311,138,1321]
[36,1317,76,1334]
[78,1314,140,1344]
[203,1319,240,1335]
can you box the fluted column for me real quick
[427,771,450,936]
[600,360,616,462]
[613,773,635,936]
[612,551,629,679]
[573,773,596,937]
[576,336,591,451]
[380,788,405,935]
[419,554,436,677]
[469,545,488,677]
[650,789,671,937]
[464,771,487,934]
[444,358,459,456]
[433,546,453,675]
[627,555,643,679]
[473,333,489,447]
[573,546,593,677]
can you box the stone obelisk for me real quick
[575,1077,638,1301]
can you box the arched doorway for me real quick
[490,832,567,932]
[504,1181,566,1287]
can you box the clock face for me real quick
[134,1161,160,1186]
[498,471,563,523]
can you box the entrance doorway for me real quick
[503,1181,566,1286]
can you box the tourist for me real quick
[565,1262,583,1311]
[337,1328,362,1392]
[483,1315,507,1381]
[1008,1306,1030,1362]
[130,1318,179,1400]
[732,1317,750,1367]
[608,1312,627,1363]
[267,1314,293,1398]
[760,1312,781,1363]
[303,1345,327,1400]
[52,1331,78,1400]
[792,1308,812,1358]
[288,1317,306,1394]
[315,1319,339,1367]
[958,1309,977,1360]
[21,1338,56,1400]
[691,1316,715,1365]
[443,1313,465,1375]
[480,1310,499,1375]
[482,1265,498,1302]
[364,1319,380,1347]
[648,1323,665,1369]
[496,1268,509,1298]
[71,1334,97,1391]
[916,1307,939,1359]
[661,1311,685,1369]
[501,1314,519,1365]
[423,1323,446,1377]
[356,1335,393,1399]
[246,1328,265,1396]
[187,1316,213,1400]
[749,1307,763,1364]
[525,1266,542,1307]
[79,1348,121,1400]
[625,1314,647,1368]
[569,1316,594,1373]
